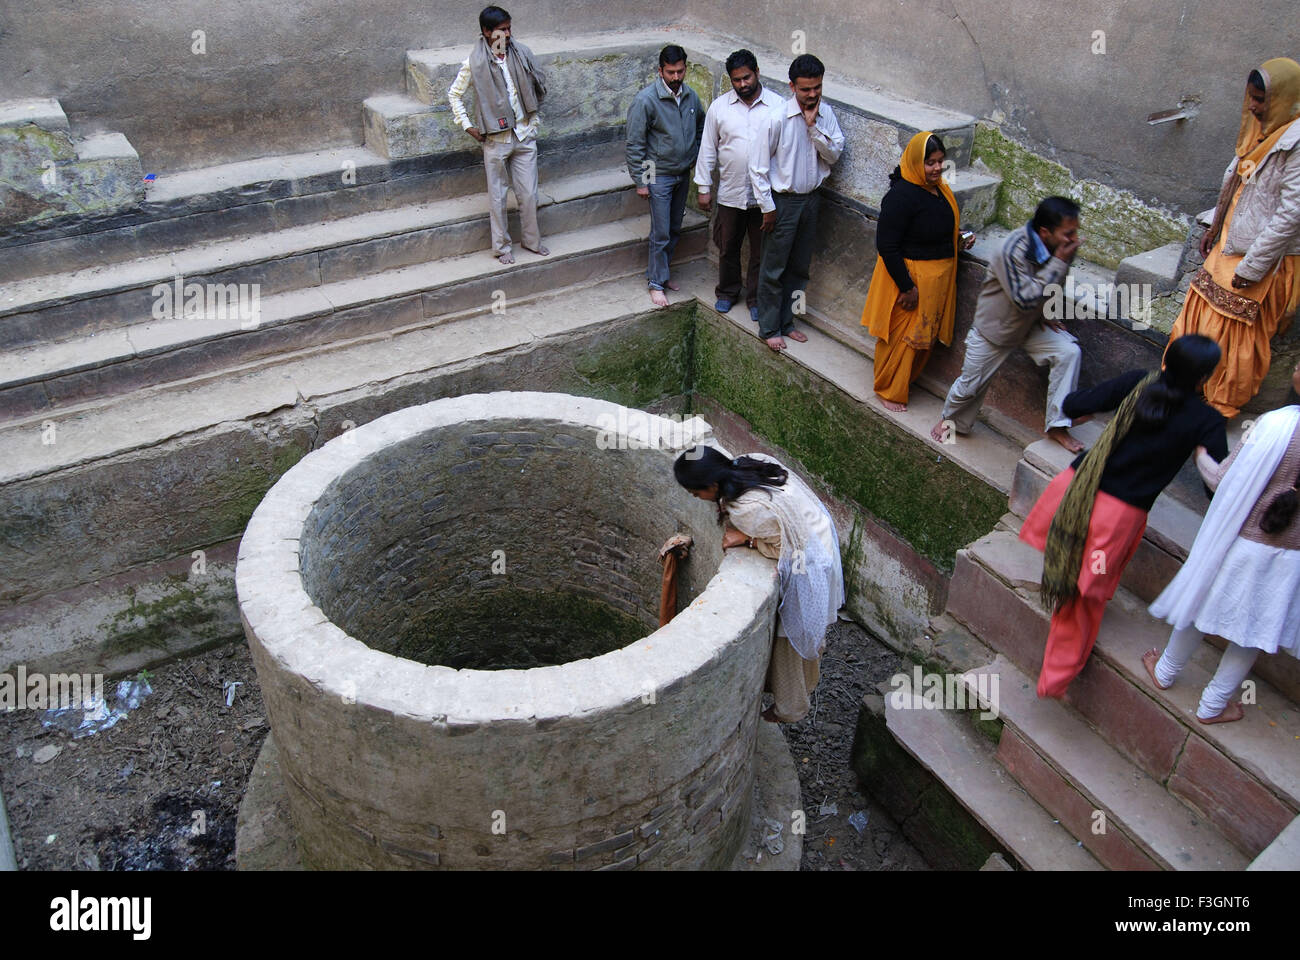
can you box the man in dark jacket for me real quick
[626,45,705,307]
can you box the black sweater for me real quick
[1064,369,1229,511]
[875,169,956,293]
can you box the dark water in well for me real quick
[385,588,648,670]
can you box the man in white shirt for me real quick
[749,55,845,351]
[447,6,549,265]
[694,49,782,322]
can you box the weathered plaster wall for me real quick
[0,2,674,172]
[6,2,1296,207]
[696,0,1300,214]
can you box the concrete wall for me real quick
[0,1,672,172]
[5,1,1296,208]
[695,0,1300,214]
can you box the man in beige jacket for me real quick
[931,196,1084,452]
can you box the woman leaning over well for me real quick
[860,130,976,412]
[674,446,844,723]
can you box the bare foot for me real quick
[665,280,681,291]
[761,706,781,723]
[1198,701,1244,724]
[1142,648,1171,690]
[649,289,669,308]
[786,329,808,343]
[930,420,954,443]
[498,251,515,264]
[765,336,786,352]
[879,398,907,412]
[522,243,550,256]
[1046,426,1083,453]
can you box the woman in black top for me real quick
[1018,334,1228,698]
[860,131,975,411]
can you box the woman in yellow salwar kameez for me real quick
[860,131,974,411]
[1168,58,1300,418]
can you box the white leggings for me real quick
[1155,625,1259,719]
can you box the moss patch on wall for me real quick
[691,313,1004,572]
[973,123,1188,270]
[100,578,220,657]
[561,307,694,409]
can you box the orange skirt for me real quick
[1169,193,1300,418]
[1020,468,1148,697]
[861,256,957,404]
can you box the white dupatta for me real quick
[720,450,845,659]
[1149,405,1300,629]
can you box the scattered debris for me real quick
[761,818,785,856]
[41,676,153,739]
[32,745,61,764]
[848,810,870,835]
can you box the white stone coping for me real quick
[236,391,779,725]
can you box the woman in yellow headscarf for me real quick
[860,131,974,411]
[1168,58,1300,418]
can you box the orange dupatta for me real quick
[859,130,961,345]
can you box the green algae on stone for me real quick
[973,122,1188,269]
[101,579,219,656]
[564,308,694,409]
[207,442,310,540]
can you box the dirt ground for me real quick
[1,620,928,871]
[785,618,931,871]
[0,643,266,871]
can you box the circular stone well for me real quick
[236,392,781,870]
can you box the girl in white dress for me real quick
[674,445,844,722]
[1145,361,1300,722]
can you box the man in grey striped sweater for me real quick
[931,196,1085,453]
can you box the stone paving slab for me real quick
[962,656,1248,870]
[1248,814,1300,870]
[0,258,708,485]
[882,677,1102,870]
[0,163,637,319]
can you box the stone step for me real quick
[1248,814,1300,870]
[0,260,713,611]
[0,161,640,342]
[673,270,1026,496]
[0,207,703,423]
[962,656,1249,870]
[0,138,627,284]
[948,528,1300,856]
[881,675,1103,870]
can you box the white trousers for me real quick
[481,132,541,256]
[1155,625,1260,719]
[941,324,1082,434]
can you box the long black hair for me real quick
[1136,334,1222,428]
[673,445,787,505]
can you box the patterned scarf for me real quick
[1040,372,1158,612]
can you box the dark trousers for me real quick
[756,191,820,338]
[713,204,764,306]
